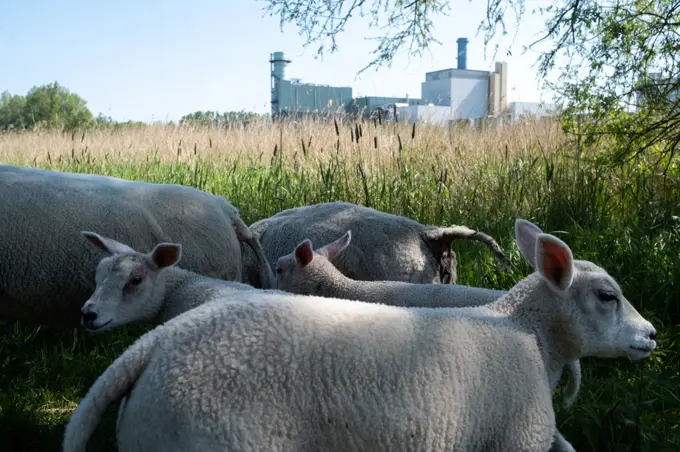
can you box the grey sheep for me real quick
[275,228,582,412]
[78,231,260,332]
[0,164,273,329]
[241,201,511,287]
[62,218,658,452]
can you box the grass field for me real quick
[0,116,678,451]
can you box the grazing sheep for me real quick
[242,201,511,287]
[62,219,658,452]
[78,232,259,332]
[275,229,582,411]
[0,164,274,329]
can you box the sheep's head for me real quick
[79,231,181,333]
[514,219,657,362]
[275,230,352,295]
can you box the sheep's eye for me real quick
[276,267,283,274]
[597,290,617,303]
[129,275,143,286]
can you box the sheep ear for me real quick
[514,219,543,269]
[81,231,136,255]
[317,230,351,260]
[295,239,314,266]
[149,243,182,269]
[535,233,574,292]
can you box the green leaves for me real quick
[259,0,450,74]
[0,82,93,132]
[531,0,680,164]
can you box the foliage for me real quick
[0,82,94,132]
[0,117,678,451]
[0,91,28,130]
[524,0,680,164]
[260,0,451,73]
[178,110,266,128]
[0,83,264,133]
[19,82,94,131]
[94,113,147,130]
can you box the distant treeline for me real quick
[0,81,269,132]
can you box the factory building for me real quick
[403,38,510,123]
[269,37,554,123]
[346,96,421,116]
[269,51,352,116]
[419,37,506,118]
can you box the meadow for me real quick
[0,115,678,451]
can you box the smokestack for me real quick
[269,51,291,116]
[457,37,469,70]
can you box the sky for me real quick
[0,0,558,123]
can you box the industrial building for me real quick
[346,96,421,116]
[269,51,352,116]
[269,37,554,124]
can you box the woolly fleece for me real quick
[0,164,273,328]
[242,201,510,287]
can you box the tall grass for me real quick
[0,116,678,451]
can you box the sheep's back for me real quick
[117,293,555,451]
[0,164,242,327]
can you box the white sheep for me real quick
[0,163,274,329]
[77,231,260,332]
[242,201,511,287]
[62,219,658,452]
[274,229,582,411]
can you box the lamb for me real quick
[62,218,658,452]
[242,201,511,287]
[275,229,506,307]
[275,229,582,410]
[0,163,274,329]
[77,231,262,332]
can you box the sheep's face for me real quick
[567,261,657,361]
[514,219,657,362]
[80,254,165,332]
[79,232,181,333]
[275,231,352,295]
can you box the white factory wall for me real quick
[509,102,556,120]
[421,70,490,120]
[421,78,453,107]
[396,105,453,125]
[450,74,489,120]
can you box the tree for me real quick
[261,0,451,73]
[261,0,680,162]
[21,81,94,131]
[0,91,27,130]
[179,110,264,128]
[527,0,680,163]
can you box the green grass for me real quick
[1,123,679,451]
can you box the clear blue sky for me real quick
[0,0,558,123]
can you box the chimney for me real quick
[457,37,469,70]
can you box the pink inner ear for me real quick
[295,243,314,266]
[321,242,340,259]
[541,240,569,286]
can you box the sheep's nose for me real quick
[649,329,657,341]
[82,311,97,327]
